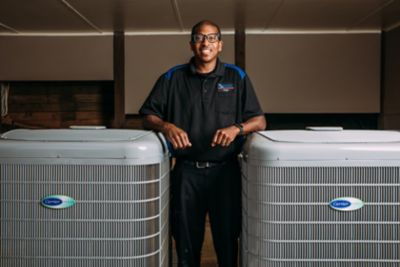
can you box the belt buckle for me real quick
[195,161,209,168]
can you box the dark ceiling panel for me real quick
[243,0,284,30]
[385,0,400,29]
[177,0,236,30]
[67,0,179,32]
[0,0,400,33]
[0,0,93,33]
[268,0,389,30]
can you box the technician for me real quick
[139,20,266,267]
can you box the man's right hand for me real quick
[162,122,192,149]
[142,114,192,150]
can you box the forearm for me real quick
[241,115,266,135]
[142,114,170,134]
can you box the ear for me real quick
[189,41,195,52]
[218,40,223,52]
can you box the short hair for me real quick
[190,20,222,40]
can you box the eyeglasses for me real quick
[191,33,221,43]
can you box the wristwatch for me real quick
[234,123,244,136]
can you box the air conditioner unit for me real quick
[241,129,400,267]
[0,129,170,267]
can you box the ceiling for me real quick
[1,0,400,34]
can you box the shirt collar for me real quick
[189,57,225,77]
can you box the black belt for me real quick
[181,160,227,169]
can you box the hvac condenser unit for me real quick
[241,129,400,267]
[0,129,170,267]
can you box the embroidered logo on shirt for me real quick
[217,83,235,92]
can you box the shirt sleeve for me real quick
[139,74,169,119]
[241,75,264,122]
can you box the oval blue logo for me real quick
[329,197,364,211]
[41,195,76,209]
[42,198,62,206]
[331,200,351,208]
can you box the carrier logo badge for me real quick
[329,197,364,211]
[41,195,76,209]
[217,83,235,92]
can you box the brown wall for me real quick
[0,36,114,129]
[0,36,113,81]
[381,27,400,129]
[247,33,381,113]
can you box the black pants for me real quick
[171,159,241,267]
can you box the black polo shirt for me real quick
[139,58,263,162]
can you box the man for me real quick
[139,20,266,267]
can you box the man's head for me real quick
[190,20,223,65]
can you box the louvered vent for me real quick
[241,164,400,267]
[1,162,170,267]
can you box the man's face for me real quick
[190,24,223,64]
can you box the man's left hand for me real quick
[211,125,240,147]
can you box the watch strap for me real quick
[234,123,244,136]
